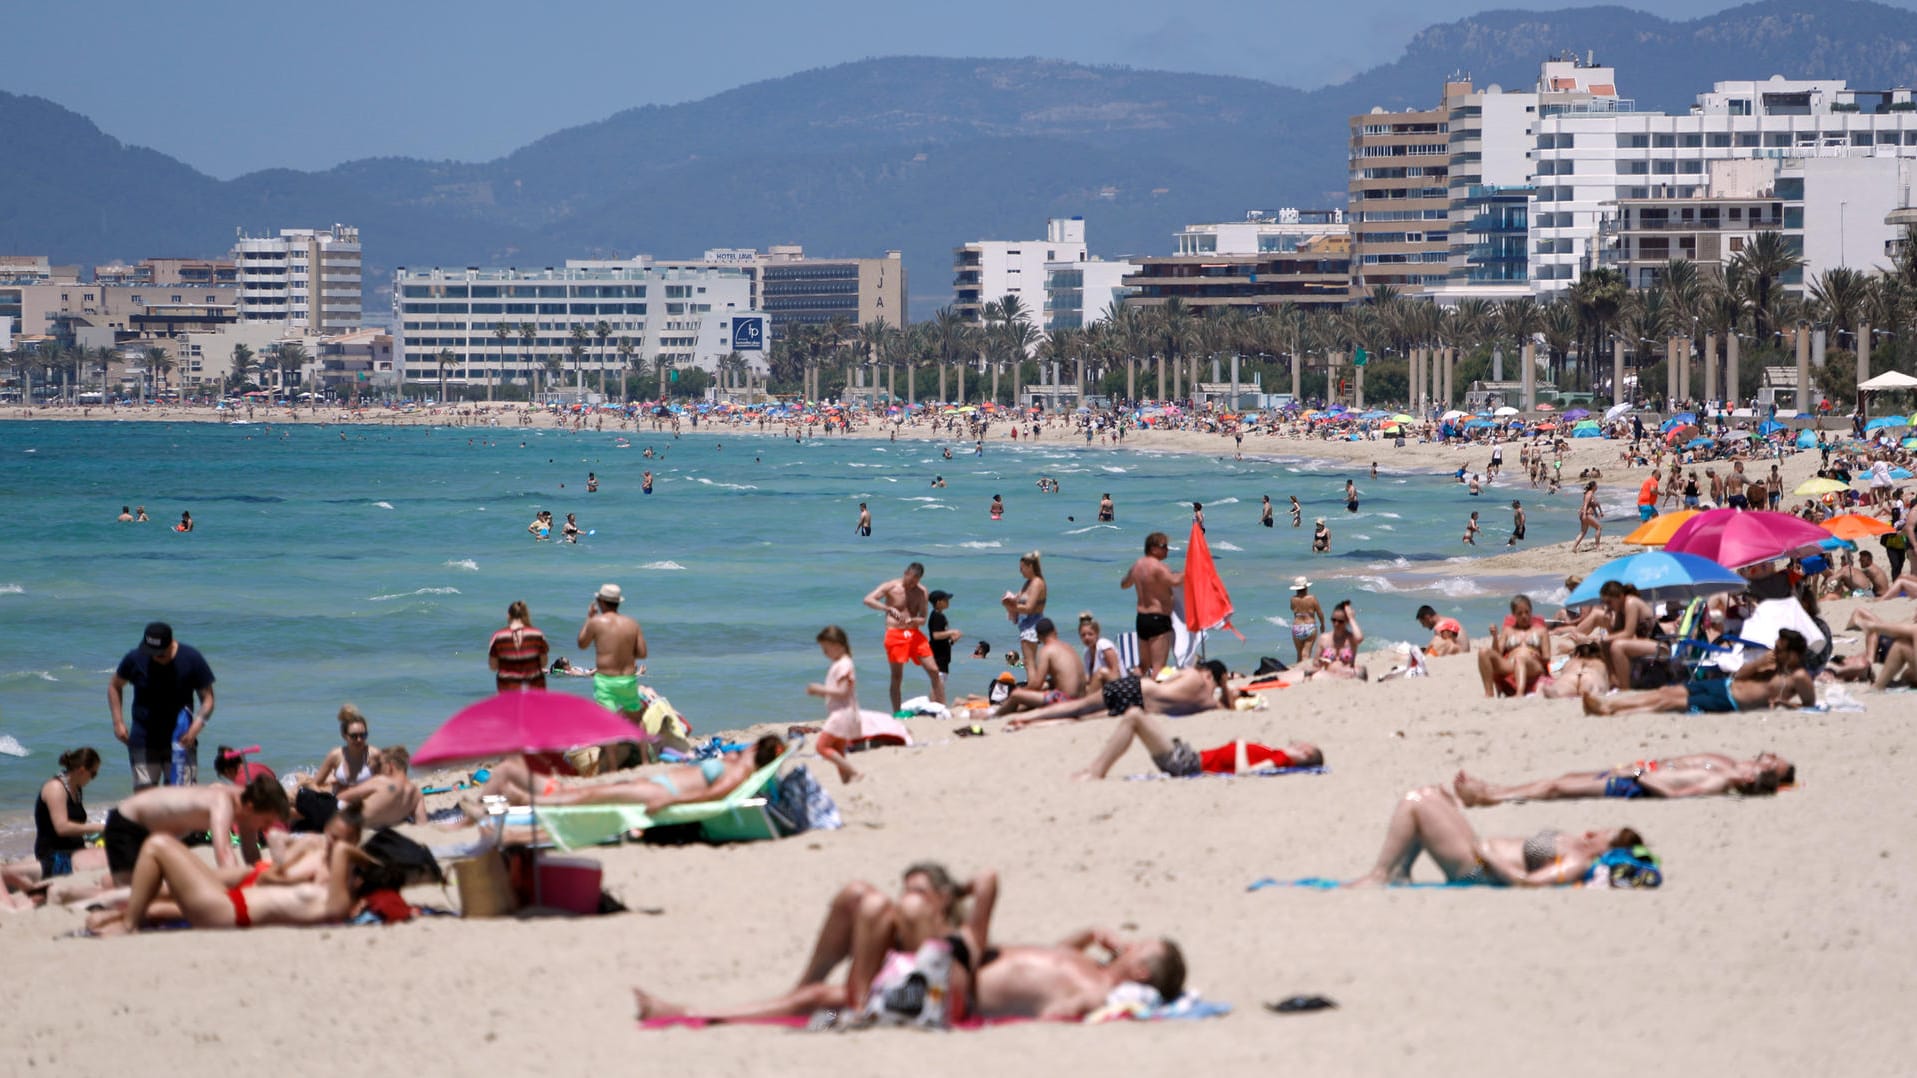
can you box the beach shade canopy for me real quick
[1182,519,1243,640]
[1792,477,1851,496]
[1864,416,1909,433]
[1859,370,1917,391]
[1757,420,1788,437]
[1893,467,1914,480]
[1621,508,1701,546]
[1390,413,1415,423]
[1565,551,1748,606]
[1564,408,1591,420]
[413,690,644,767]
[1493,406,1520,417]
[1685,437,1715,449]
[1441,409,1466,420]
[1823,513,1894,541]
[1664,509,1833,569]
[1572,419,1601,431]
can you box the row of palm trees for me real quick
[752,229,1917,409]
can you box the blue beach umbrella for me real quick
[1795,430,1818,449]
[1820,536,1857,552]
[1685,437,1715,449]
[1662,413,1698,431]
[1865,416,1908,433]
[1892,467,1914,480]
[1565,551,1748,606]
[1757,420,1787,437]
[1572,426,1603,438]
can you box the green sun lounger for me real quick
[531,757,786,851]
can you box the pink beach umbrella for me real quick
[1662,509,1831,569]
[413,690,645,767]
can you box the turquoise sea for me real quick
[0,419,1578,845]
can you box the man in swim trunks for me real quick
[992,618,1087,716]
[579,583,657,760]
[856,502,872,537]
[1637,469,1661,522]
[864,562,946,713]
[101,776,288,885]
[1454,751,1794,805]
[973,929,1186,1020]
[1121,532,1183,675]
[1004,661,1238,730]
[1583,629,1816,715]
[1098,492,1114,522]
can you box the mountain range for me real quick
[5,0,1917,318]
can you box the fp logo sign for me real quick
[731,316,765,351]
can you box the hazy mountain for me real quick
[4,0,1917,317]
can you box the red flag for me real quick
[1183,519,1244,640]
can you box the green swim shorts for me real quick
[593,673,644,716]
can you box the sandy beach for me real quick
[4,404,1911,1076]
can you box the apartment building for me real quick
[391,259,759,391]
[1044,258,1138,330]
[1349,96,1453,296]
[1536,78,1917,290]
[1174,209,1347,255]
[95,258,238,287]
[953,217,1089,326]
[233,225,363,334]
[1122,234,1351,311]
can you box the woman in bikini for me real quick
[1572,481,1603,552]
[1541,641,1612,698]
[1349,783,1649,887]
[1315,601,1366,679]
[306,704,382,794]
[1001,551,1048,674]
[519,735,787,811]
[1477,594,1551,697]
[1287,577,1326,663]
[1597,581,1662,689]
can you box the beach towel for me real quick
[638,992,1229,1031]
[1125,766,1327,782]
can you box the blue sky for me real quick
[4,0,1890,177]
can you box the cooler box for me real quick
[535,854,603,915]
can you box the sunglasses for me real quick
[346,731,368,741]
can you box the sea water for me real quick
[0,420,1569,838]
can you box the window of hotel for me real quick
[1680,134,1702,147]
[1653,133,1676,147]
[1735,132,1760,147]
[1623,134,1649,148]
[1707,133,1731,147]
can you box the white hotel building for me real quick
[392,259,759,392]
[953,217,1089,328]
[233,225,362,334]
[1533,78,1917,290]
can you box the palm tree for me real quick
[231,343,254,393]
[594,320,613,400]
[568,324,590,398]
[491,321,513,403]
[274,342,307,399]
[1570,267,1628,388]
[436,348,456,402]
[1808,267,1872,350]
[1729,231,1804,345]
[145,346,173,400]
[94,346,117,401]
[932,306,970,403]
[617,336,638,404]
[518,323,538,400]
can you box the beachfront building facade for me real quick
[1534,79,1917,290]
[1173,208,1348,256]
[391,259,762,394]
[953,217,1089,328]
[95,258,238,287]
[233,225,363,334]
[1043,257,1137,330]
[1348,97,1452,297]
[664,247,905,340]
[1121,234,1351,312]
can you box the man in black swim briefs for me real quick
[1120,532,1183,675]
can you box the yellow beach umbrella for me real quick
[1622,509,1702,547]
[1390,413,1415,423]
[1793,477,1850,496]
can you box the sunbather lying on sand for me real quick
[1455,751,1794,804]
[89,819,375,934]
[1582,629,1815,714]
[973,928,1186,1020]
[1072,710,1322,780]
[458,735,785,818]
[633,863,998,1024]
[1003,662,1237,730]
[1349,784,1648,887]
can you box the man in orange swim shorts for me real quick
[863,561,947,713]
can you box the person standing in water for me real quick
[1507,500,1526,548]
[1463,512,1480,545]
[856,502,872,538]
[176,511,194,533]
[642,471,654,495]
[1289,496,1302,528]
[990,494,1004,521]
[1344,480,1359,514]
[586,472,598,493]
[1098,493,1115,522]
[862,562,946,713]
[1121,533,1183,676]
[1312,517,1331,553]
[1260,496,1274,528]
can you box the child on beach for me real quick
[806,625,863,783]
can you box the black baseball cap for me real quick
[141,622,173,652]
[928,590,953,603]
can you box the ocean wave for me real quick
[0,736,27,758]
[639,560,687,571]
[1064,524,1121,534]
[958,540,1002,549]
[1349,574,1490,599]
[373,501,395,510]
[444,559,480,571]
[1208,497,1241,505]
[0,584,21,595]
[900,496,943,502]
[691,478,758,490]
[0,670,59,682]
[1376,511,1403,519]
[1214,541,1245,551]
[914,504,957,511]
[1100,466,1129,473]
[369,587,462,601]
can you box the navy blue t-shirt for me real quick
[115,644,215,761]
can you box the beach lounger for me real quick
[1116,611,1204,673]
[532,755,787,851]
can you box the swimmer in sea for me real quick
[990,494,1004,521]
[587,472,598,493]
[857,502,872,538]
[1345,479,1359,513]
[118,506,133,522]
[1463,511,1480,545]
[1098,493,1114,522]
[1312,517,1331,553]
[177,511,194,533]
[563,513,580,543]
[642,471,654,494]
[1289,496,1301,528]
[1261,496,1273,528]
[135,507,149,522]
[529,511,552,541]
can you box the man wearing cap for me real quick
[1415,606,1470,657]
[579,583,653,742]
[108,622,216,789]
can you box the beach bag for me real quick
[986,674,1015,705]
[362,827,444,889]
[1590,846,1663,889]
[861,938,955,1028]
[1628,655,1684,690]
[768,765,842,836]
